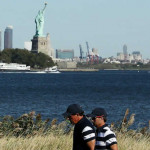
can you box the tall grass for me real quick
[117,132,150,150]
[0,131,149,150]
[0,133,72,150]
[0,109,149,150]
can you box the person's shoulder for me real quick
[82,117,94,126]
[103,125,116,136]
[82,117,95,130]
[78,117,94,129]
[81,118,96,141]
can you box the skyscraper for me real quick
[123,44,127,55]
[0,30,1,51]
[4,26,13,49]
[123,44,128,60]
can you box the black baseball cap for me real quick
[87,108,107,118]
[62,104,84,118]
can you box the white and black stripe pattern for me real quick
[82,126,96,142]
[95,124,117,150]
[73,117,96,150]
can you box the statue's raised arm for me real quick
[41,3,47,13]
[34,3,48,37]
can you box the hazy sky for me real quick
[0,0,150,58]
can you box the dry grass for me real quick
[0,109,149,150]
[0,133,72,150]
[0,131,149,150]
[117,132,150,150]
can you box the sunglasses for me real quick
[92,115,104,120]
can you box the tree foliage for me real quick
[77,62,150,70]
[0,49,54,68]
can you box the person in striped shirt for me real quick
[87,108,118,150]
[63,104,96,150]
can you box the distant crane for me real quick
[86,41,93,64]
[79,44,84,60]
[86,41,90,57]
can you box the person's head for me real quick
[87,108,107,128]
[62,104,84,125]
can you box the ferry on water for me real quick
[0,63,30,72]
[44,66,60,73]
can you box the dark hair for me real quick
[79,112,84,116]
[103,116,107,122]
[74,112,84,116]
[71,112,84,116]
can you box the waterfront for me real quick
[0,70,150,128]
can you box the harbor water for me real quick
[0,70,150,128]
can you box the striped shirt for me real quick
[73,117,96,150]
[95,124,117,150]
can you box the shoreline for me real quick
[58,68,99,72]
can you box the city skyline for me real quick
[0,0,150,58]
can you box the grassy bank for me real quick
[0,131,149,150]
[0,110,149,150]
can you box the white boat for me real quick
[0,63,30,71]
[44,66,60,73]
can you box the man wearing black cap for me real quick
[87,108,118,150]
[63,104,96,150]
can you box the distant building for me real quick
[57,61,77,69]
[92,48,99,56]
[0,30,1,51]
[123,44,128,60]
[128,54,134,62]
[123,44,127,54]
[56,49,74,59]
[89,50,95,56]
[4,26,13,49]
[132,51,142,61]
[143,59,150,64]
[132,51,140,55]
[117,52,124,60]
[47,33,55,58]
[24,42,32,51]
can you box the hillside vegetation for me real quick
[77,62,150,70]
[0,49,54,69]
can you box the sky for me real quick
[0,0,150,58]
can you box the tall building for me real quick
[4,26,13,49]
[24,42,32,51]
[0,30,1,51]
[56,49,74,59]
[123,44,127,54]
[123,44,128,60]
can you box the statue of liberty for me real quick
[35,3,47,37]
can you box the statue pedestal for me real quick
[31,34,54,58]
[31,36,49,55]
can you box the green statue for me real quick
[35,3,47,37]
